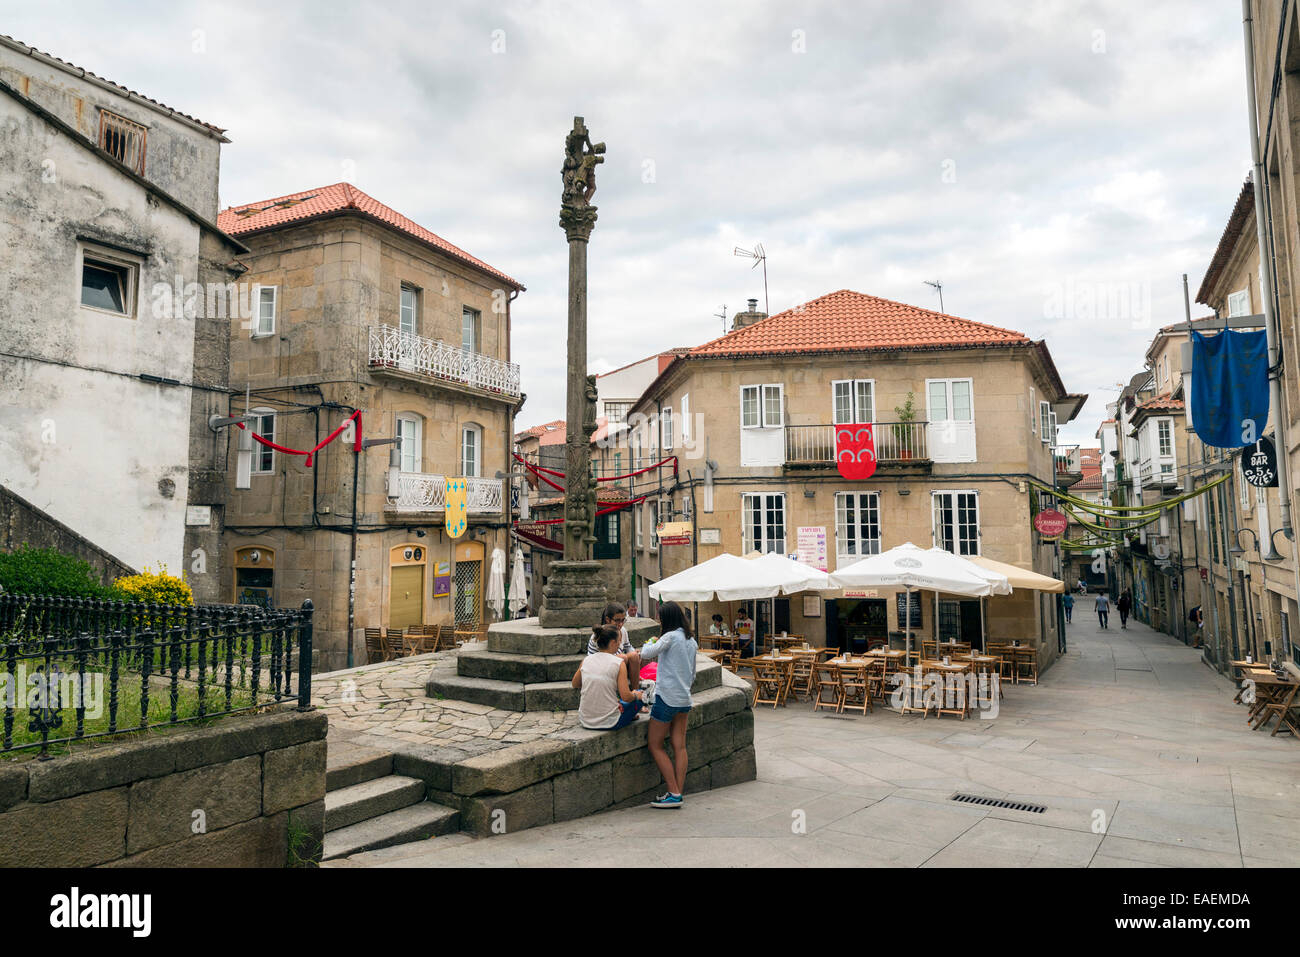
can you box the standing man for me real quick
[1116,590,1132,630]
[1063,591,1074,623]
[1095,592,1111,629]
[734,606,755,657]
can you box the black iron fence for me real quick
[0,593,313,758]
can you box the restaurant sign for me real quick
[657,520,692,546]
[1242,436,1279,488]
[1033,509,1068,539]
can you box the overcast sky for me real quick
[5,0,1251,445]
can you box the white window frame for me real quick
[635,502,643,547]
[740,383,784,429]
[1157,418,1172,457]
[1030,387,1036,434]
[1227,288,1250,317]
[661,406,674,450]
[832,379,875,424]
[1238,456,1252,509]
[1039,400,1052,444]
[462,306,480,353]
[250,408,276,475]
[461,424,482,477]
[400,284,419,335]
[835,491,882,560]
[932,489,980,556]
[648,500,659,553]
[681,394,690,442]
[254,285,277,337]
[397,414,422,473]
[742,492,787,554]
[1049,411,1058,445]
[741,385,761,429]
[78,242,140,319]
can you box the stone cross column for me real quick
[558,116,604,561]
[539,116,609,628]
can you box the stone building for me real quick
[0,36,243,598]
[216,183,524,669]
[625,289,1085,671]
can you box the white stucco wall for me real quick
[0,91,201,573]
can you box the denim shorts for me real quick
[610,699,643,730]
[650,698,692,722]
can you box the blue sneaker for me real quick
[651,792,683,808]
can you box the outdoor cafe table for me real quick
[1246,671,1300,734]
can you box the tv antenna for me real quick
[923,279,945,313]
[733,243,769,317]
[714,304,728,334]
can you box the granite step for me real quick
[457,646,585,683]
[426,674,578,712]
[324,775,427,832]
[321,801,460,861]
[326,740,394,792]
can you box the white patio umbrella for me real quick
[830,542,1009,663]
[648,553,774,602]
[508,547,529,616]
[486,547,506,620]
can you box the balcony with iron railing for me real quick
[1054,445,1082,488]
[785,421,930,467]
[387,472,504,514]
[368,325,521,398]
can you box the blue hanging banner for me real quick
[1190,328,1269,449]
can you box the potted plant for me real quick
[892,392,917,460]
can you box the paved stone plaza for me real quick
[323,599,1300,867]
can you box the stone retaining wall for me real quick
[0,709,327,867]
[393,667,757,836]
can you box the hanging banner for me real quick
[1242,436,1279,488]
[445,478,468,538]
[1190,328,1268,449]
[835,424,877,480]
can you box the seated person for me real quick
[573,625,646,730]
[585,601,641,685]
[708,613,729,636]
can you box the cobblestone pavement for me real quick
[312,647,578,758]
[326,602,1300,867]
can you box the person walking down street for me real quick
[1063,591,1074,623]
[1077,577,1087,594]
[1116,590,1132,629]
[638,601,698,809]
[1095,592,1111,629]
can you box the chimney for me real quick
[731,297,767,331]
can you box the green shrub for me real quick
[0,545,114,598]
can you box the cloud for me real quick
[2,0,1249,445]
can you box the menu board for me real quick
[796,526,828,571]
[896,591,922,628]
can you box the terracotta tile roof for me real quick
[1196,178,1254,306]
[1136,394,1185,413]
[217,183,523,289]
[0,35,227,136]
[689,289,1031,358]
[1073,471,1104,491]
[515,419,565,443]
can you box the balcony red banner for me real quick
[835,424,877,480]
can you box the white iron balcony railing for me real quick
[368,325,521,398]
[391,472,503,514]
[785,421,930,466]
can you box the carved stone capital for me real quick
[560,205,598,242]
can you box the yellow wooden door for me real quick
[389,565,424,630]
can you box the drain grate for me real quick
[951,793,1046,813]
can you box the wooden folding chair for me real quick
[813,662,842,712]
[752,660,786,709]
[838,661,871,715]
[865,658,888,701]
[1253,679,1300,736]
[403,625,424,657]
[436,626,460,652]
[416,624,441,655]
[1014,647,1038,685]
[788,650,818,701]
[363,628,386,664]
[383,628,407,661]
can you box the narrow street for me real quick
[328,597,1300,868]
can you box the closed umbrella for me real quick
[487,547,506,620]
[508,547,529,616]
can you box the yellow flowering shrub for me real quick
[111,565,194,607]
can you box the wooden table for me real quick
[698,648,727,662]
[1248,672,1300,735]
[753,654,795,698]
